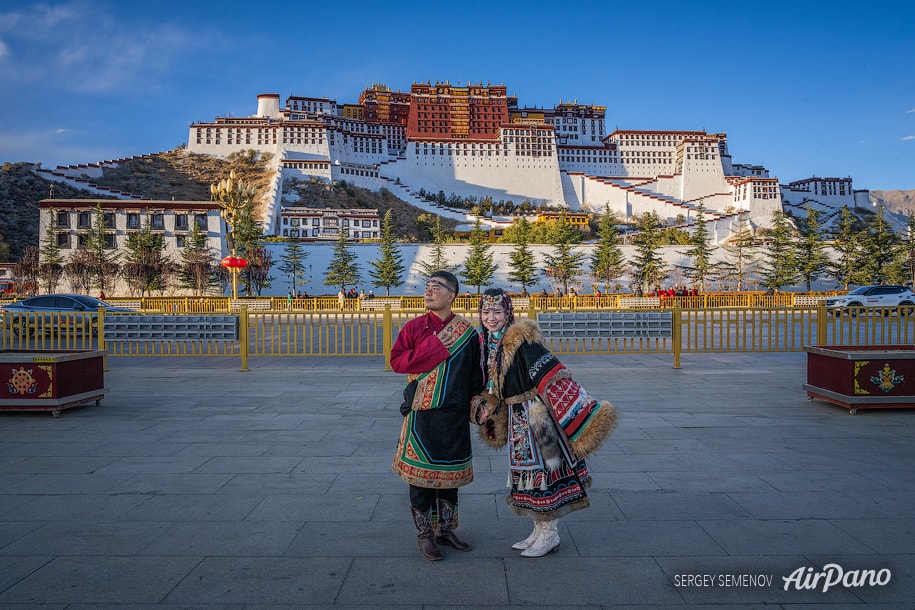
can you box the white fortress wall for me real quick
[381,143,565,206]
[679,155,729,204]
[560,172,587,210]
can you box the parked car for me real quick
[824,285,915,315]
[0,293,135,336]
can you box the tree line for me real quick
[10,198,915,298]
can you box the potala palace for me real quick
[184,80,870,240]
[32,79,884,295]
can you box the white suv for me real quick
[825,285,915,315]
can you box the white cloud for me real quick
[902,135,915,141]
[907,108,915,114]
[0,1,211,94]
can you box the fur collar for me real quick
[499,318,546,379]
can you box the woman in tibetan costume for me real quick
[473,288,618,557]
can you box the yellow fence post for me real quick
[239,305,249,372]
[672,302,682,369]
[99,308,108,371]
[816,303,827,346]
[383,305,393,370]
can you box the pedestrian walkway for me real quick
[0,352,913,607]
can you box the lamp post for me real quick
[220,255,248,300]
[211,170,257,299]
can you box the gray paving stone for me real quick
[0,556,201,604]
[697,518,878,555]
[504,556,683,605]
[9,493,149,522]
[336,557,509,605]
[138,520,303,556]
[163,556,351,605]
[0,352,912,606]
[245,493,380,522]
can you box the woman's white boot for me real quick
[511,521,543,550]
[520,519,560,557]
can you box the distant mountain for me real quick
[870,189,915,214]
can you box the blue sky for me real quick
[1,0,913,190]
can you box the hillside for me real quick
[0,161,116,261]
[0,148,456,263]
[871,189,915,214]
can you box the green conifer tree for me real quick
[759,210,799,291]
[178,220,219,296]
[828,206,863,290]
[506,216,539,294]
[629,211,668,291]
[84,203,119,294]
[278,236,310,295]
[38,209,65,293]
[460,216,496,294]
[590,205,626,293]
[368,209,405,296]
[720,211,760,291]
[417,215,459,278]
[324,229,361,292]
[679,204,716,290]
[122,216,172,296]
[543,209,586,294]
[856,205,904,285]
[794,204,831,291]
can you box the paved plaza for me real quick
[0,351,913,608]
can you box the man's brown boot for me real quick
[411,507,443,561]
[434,498,471,551]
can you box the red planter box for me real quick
[0,350,106,417]
[804,345,915,413]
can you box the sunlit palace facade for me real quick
[188,80,868,238]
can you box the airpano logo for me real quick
[782,564,891,592]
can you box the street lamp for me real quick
[211,170,257,299]
[220,255,248,300]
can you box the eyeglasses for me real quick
[425,280,454,294]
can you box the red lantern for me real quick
[221,256,248,269]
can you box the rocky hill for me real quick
[871,189,915,215]
[0,148,456,263]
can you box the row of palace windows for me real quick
[281,228,379,239]
[54,232,202,249]
[282,218,378,227]
[55,211,209,231]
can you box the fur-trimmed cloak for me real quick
[478,318,618,461]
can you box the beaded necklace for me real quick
[485,328,504,393]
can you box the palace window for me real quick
[56,233,71,248]
[151,214,164,229]
[175,214,188,230]
[127,213,140,229]
[56,211,70,228]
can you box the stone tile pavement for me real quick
[0,351,913,608]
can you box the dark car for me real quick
[0,293,135,336]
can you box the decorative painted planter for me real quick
[804,345,915,414]
[0,350,106,417]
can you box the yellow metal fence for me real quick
[2,304,911,370]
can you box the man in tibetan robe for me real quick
[390,271,484,561]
